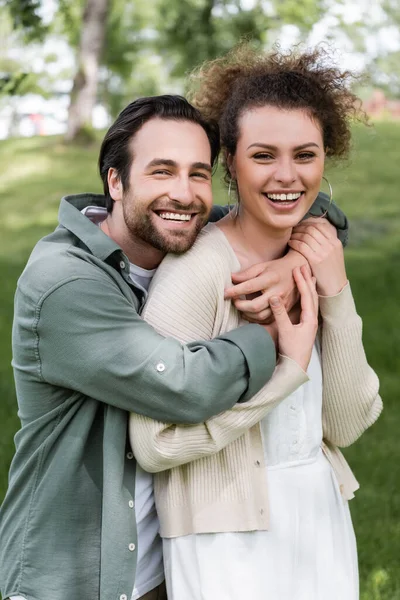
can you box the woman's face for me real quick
[229,105,325,232]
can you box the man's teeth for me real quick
[159,212,192,221]
[266,193,302,201]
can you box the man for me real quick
[0,95,347,600]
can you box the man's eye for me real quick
[153,170,170,175]
[192,172,210,180]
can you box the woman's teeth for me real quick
[266,192,302,202]
[159,212,192,221]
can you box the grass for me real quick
[0,123,399,599]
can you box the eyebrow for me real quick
[146,158,212,173]
[246,142,320,151]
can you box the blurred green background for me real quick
[0,123,399,599]
[1,0,400,598]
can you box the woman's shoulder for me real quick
[160,222,238,274]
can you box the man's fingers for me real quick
[225,272,279,299]
[230,263,266,283]
[241,308,273,324]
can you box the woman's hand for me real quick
[288,219,347,296]
[267,266,318,372]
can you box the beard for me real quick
[122,195,209,255]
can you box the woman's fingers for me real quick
[293,267,318,323]
[269,296,292,330]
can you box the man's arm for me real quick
[33,273,275,425]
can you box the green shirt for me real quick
[0,194,276,600]
[0,192,347,600]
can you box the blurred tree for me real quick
[64,0,109,141]
[156,0,324,81]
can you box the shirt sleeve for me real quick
[304,191,349,246]
[319,283,383,447]
[34,270,275,424]
[128,243,308,472]
[130,356,308,473]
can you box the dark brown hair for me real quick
[189,44,366,184]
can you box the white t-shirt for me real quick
[128,263,164,599]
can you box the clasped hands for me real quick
[224,218,348,355]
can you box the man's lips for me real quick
[152,208,201,227]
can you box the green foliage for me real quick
[5,0,48,41]
[156,0,324,79]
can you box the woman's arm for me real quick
[129,235,316,472]
[288,220,383,447]
[319,284,382,447]
[130,355,307,472]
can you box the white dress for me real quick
[163,346,359,600]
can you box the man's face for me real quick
[111,118,214,255]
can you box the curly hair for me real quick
[189,44,366,183]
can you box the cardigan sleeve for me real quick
[319,282,383,447]
[129,234,308,473]
[130,356,308,473]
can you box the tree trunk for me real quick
[65,0,109,142]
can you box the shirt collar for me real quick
[58,193,123,262]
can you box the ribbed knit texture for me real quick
[129,224,382,537]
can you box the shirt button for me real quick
[260,508,264,515]
[128,500,134,508]
[120,595,128,600]
[126,451,134,460]
[120,260,126,270]
[156,362,166,373]
[254,460,261,467]
[129,543,136,551]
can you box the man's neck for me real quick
[100,218,165,270]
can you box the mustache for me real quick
[150,199,208,214]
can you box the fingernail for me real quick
[270,296,280,307]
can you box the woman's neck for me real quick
[216,208,292,269]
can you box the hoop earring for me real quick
[227,178,238,215]
[320,176,333,218]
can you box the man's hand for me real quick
[224,251,308,324]
[288,218,348,296]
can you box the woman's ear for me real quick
[108,168,123,202]
[227,153,236,180]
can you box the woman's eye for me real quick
[297,152,315,161]
[253,153,274,160]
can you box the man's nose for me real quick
[168,176,195,205]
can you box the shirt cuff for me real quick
[218,323,276,403]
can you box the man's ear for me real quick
[226,153,236,180]
[108,168,123,202]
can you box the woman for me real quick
[129,46,382,600]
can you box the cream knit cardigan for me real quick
[129,224,382,538]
